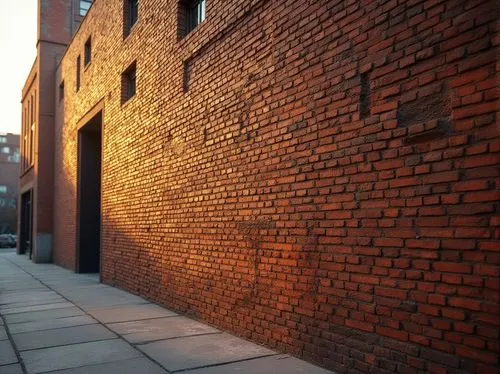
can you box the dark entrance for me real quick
[77,112,102,273]
[20,190,33,258]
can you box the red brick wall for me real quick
[53,0,499,372]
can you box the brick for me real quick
[453,101,498,119]
[453,180,489,192]
[463,191,500,203]
[421,171,460,184]
[345,319,375,333]
[433,262,471,274]
[448,297,482,311]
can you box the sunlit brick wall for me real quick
[53,0,499,372]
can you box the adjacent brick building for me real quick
[21,0,499,372]
[0,133,20,234]
[19,0,86,260]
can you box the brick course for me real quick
[51,0,499,372]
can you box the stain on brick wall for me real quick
[52,0,499,372]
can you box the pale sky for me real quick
[0,0,37,135]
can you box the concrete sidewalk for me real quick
[0,249,334,374]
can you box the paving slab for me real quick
[0,302,74,315]
[0,325,8,340]
[0,297,67,310]
[108,316,220,344]
[62,288,148,309]
[21,339,142,373]
[0,290,59,304]
[40,357,167,374]
[88,303,177,324]
[138,333,276,372]
[185,354,334,374]
[0,283,45,292]
[12,324,117,351]
[0,340,18,366]
[9,315,97,334]
[0,363,23,374]
[5,307,85,324]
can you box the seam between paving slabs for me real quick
[6,317,97,335]
[132,330,223,346]
[170,353,280,373]
[0,314,28,374]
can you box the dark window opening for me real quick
[124,0,139,36]
[122,62,137,103]
[84,37,92,66]
[59,81,65,101]
[178,0,206,38]
[76,55,81,91]
[183,60,191,92]
[80,0,92,16]
[359,73,371,119]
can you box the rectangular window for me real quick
[30,91,35,167]
[76,56,81,91]
[80,0,92,16]
[0,136,6,143]
[179,0,206,37]
[1,147,10,154]
[22,107,27,170]
[84,37,92,66]
[124,0,139,36]
[59,81,65,101]
[0,186,7,194]
[122,62,137,103]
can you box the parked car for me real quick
[8,234,17,247]
[0,234,15,248]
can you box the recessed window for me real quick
[84,37,92,66]
[59,81,65,101]
[178,0,206,37]
[0,186,7,194]
[80,0,92,16]
[1,147,10,154]
[0,137,6,143]
[124,0,139,36]
[76,56,81,91]
[122,62,137,103]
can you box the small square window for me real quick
[60,82,65,100]
[76,56,81,91]
[80,0,92,16]
[59,81,65,101]
[0,137,6,143]
[0,186,7,194]
[122,62,137,103]
[84,37,92,66]
[179,0,206,38]
[124,0,139,36]
[1,147,10,154]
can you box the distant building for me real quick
[0,133,20,234]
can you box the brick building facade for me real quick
[19,0,86,260]
[0,133,20,234]
[22,0,499,372]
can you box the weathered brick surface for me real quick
[53,0,499,372]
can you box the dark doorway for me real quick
[20,190,33,258]
[77,112,102,273]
